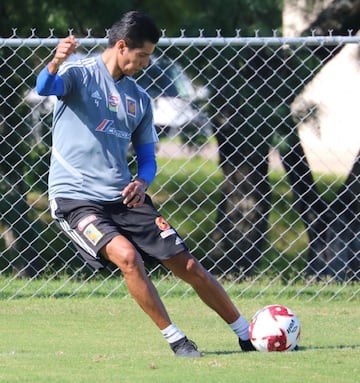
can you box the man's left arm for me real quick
[121,143,157,207]
[134,142,157,189]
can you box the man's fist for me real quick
[48,35,78,74]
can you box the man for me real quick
[36,10,255,357]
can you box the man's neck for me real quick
[101,49,124,80]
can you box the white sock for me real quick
[229,316,250,340]
[161,324,186,344]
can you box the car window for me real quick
[170,66,194,99]
[137,58,195,100]
[137,62,178,97]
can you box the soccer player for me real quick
[36,10,255,357]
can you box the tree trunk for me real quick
[0,48,44,277]
[210,1,360,280]
[305,151,360,280]
[209,116,272,276]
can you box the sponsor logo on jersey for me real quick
[95,119,131,140]
[155,216,170,231]
[83,223,104,246]
[96,119,114,132]
[91,91,102,107]
[126,95,136,118]
[109,95,119,112]
[91,91,102,100]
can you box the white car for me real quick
[136,57,211,145]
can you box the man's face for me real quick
[118,41,155,77]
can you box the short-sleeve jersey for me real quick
[48,55,158,202]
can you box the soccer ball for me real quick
[249,305,300,352]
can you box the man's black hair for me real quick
[108,11,161,49]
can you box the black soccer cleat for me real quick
[239,338,257,352]
[170,337,202,358]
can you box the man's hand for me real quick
[48,35,78,74]
[121,178,147,208]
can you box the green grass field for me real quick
[0,288,359,383]
[1,155,357,382]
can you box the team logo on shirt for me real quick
[108,95,119,112]
[126,95,136,118]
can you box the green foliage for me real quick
[178,0,283,35]
[0,274,358,300]
[0,155,345,279]
[151,156,223,255]
[150,157,345,275]
[0,0,283,36]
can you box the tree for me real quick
[1,0,358,281]
[208,0,360,280]
[0,0,284,276]
[290,0,360,279]
[0,0,210,276]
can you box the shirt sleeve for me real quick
[134,142,157,187]
[36,66,65,96]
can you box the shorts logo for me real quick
[175,236,184,245]
[160,228,176,239]
[77,214,97,232]
[155,216,170,231]
[83,223,104,246]
[126,96,136,118]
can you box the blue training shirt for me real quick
[39,55,158,202]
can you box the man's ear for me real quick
[115,39,127,52]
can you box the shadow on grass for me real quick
[299,344,360,351]
[203,343,360,356]
[202,350,242,356]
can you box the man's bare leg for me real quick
[163,250,256,351]
[101,235,171,329]
[163,250,240,323]
[101,235,202,357]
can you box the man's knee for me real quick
[185,257,200,273]
[176,253,209,282]
[102,237,140,271]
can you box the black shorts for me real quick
[49,196,188,270]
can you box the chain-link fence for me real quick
[0,32,359,300]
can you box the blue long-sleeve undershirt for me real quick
[36,66,64,96]
[134,143,157,188]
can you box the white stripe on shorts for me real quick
[50,199,98,259]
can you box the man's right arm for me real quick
[36,67,65,96]
[36,35,78,96]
